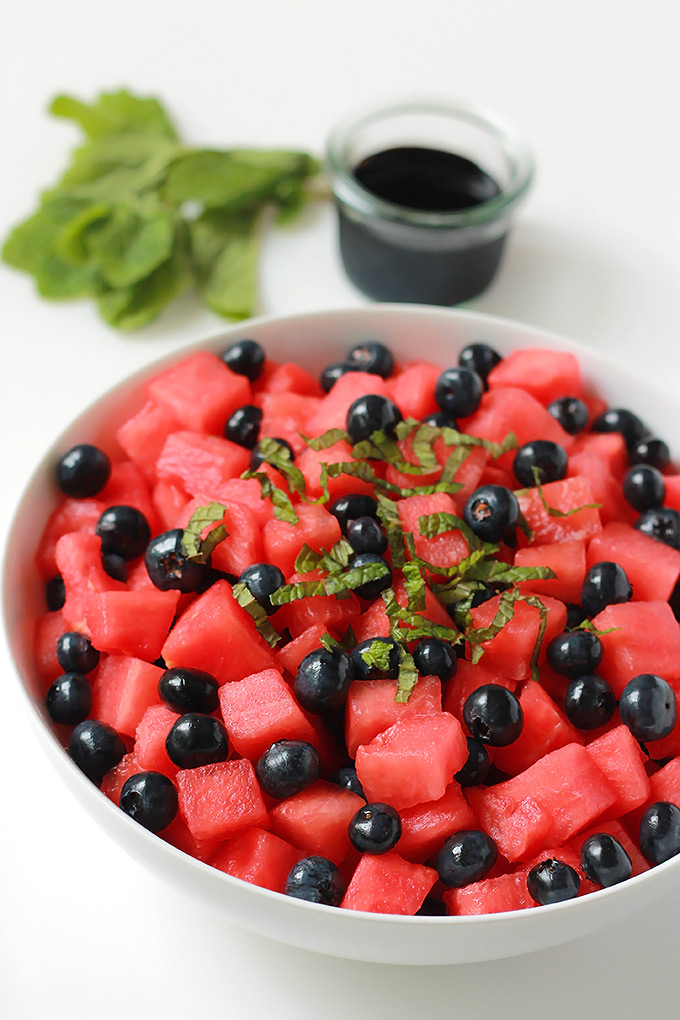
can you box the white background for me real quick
[1,2,679,1017]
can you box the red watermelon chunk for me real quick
[210,827,300,893]
[461,387,574,471]
[487,349,584,407]
[646,755,680,809]
[34,610,68,688]
[514,539,586,604]
[218,667,320,762]
[446,870,534,915]
[148,350,251,436]
[591,600,680,696]
[176,759,268,842]
[100,752,145,806]
[36,498,105,578]
[176,497,263,578]
[268,781,364,863]
[490,679,582,777]
[587,522,680,604]
[99,461,159,535]
[156,431,250,498]
[296,443,375,502]
[345,676,442,757]
[397,783,477,863]
[273,571,359,639]
[570,431,628,479]
[84,588,179,662]
[91,655,164,737]
[161,580,276,686]
[258,391,321,456]
[341,852,437,914]
[384,362,440,420]
[397,492,469,571]
[134,705,179,779]
[469,594,566,681]
[255,360,323,397]
[517,476,602,546]
[443,658,518,723]
[213,478,275,527]
[262,503,341,578]
[152,480,188,530]
[355,712,468,811]
[584,725,651,819]
[663,476,680,513]
[116,399,181,485]
[304,372,389,435]
[275,624,330,676]
[567,452,635,526]
[162,816,222,863]
[56,531,127,633]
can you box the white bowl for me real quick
[4,305,680,966]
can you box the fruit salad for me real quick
[33,336,680,915]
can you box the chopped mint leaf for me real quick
[466,588,519,653]
[417,510,480,551]
[271,560,390,606]
[376,494,407,569]
[576,620,620,636]
[232,581,282,648]
[301,428,350,451]
[528,466,602,517]
[180,501,229,563]
[395,649,418,704]
[358,639,395,673]
[522,594,548,683]
[517,512,534,541]
[402,562,426,611]
[242,470,299,524]
[256,437,307,496]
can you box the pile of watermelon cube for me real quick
[32,336,680,916]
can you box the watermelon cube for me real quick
[134,705,179,779]
[116,399,181,485]
[176,759,268,842]
[218,667,319,761]
[487,349,584,407]
[91,655,164,737]
[268,781,364,863]
[490,679,582,777]
[258,391,321,456]
[304,371,389,435]
[156,431,250,498]
[101,752,144,806]
[56,531,126,633]
[84,588,180,662]
[445,870,534,915]
[384,361,440,420]
[36,498,105,578]
[397,783,477,863]
[591,600,680,696]
[514,538,586,604]
[210,827,300,893]
[34,610,68,688]
[587,522,680,604]
[397,492,469,571]
[517,476,602,546]
[345,675,442,757]
[262,503,342,578]
[462,387,574,471]
[585,725,651,819]
[341,852,437,914]
[469,594,566,681]
[148,350,251,435]
[175,497,263,578]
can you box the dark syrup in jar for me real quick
[337,146,506,305]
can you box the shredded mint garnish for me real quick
[522,594,548,683]
[417,509,480,551]
[576,619,620,636]
[181,501,229,563]
[402,561,426,612]
[358,639,395,673]
[376,493,407,569]
[270,560,391,606]
[395,649,419,704]
[524,466,602,518]
[301,428,350,451]
[294,538,353,575]
[232,581,282,648]
[242,469,299,524]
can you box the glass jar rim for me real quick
[325,99,535,230]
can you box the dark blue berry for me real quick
[546,630,603,678]
[345,394,403,444]
[413,637,458,681]
[320,362,351,392]
[328,494,378,533]
[46,673,93,726]
[639,802,680,864]
[96,505,151,561]
[580,833,633,887]
[470,584,498,608]
[256,740,321,799]
[45,575,65,611]
[57,444,111,498]
[421,410,458,429]
[348,802,402,854]
[628,436,670,470]
[346,516,388,555]
[416,897,446,916]
[527,859,580,904]
[220,338,265,381]
[239,562,285,615]
[455,737,491,787]
[145,529,212,593]
[591,408,647,448]
[565,603,588,630]
[434,366,483,418]
[249,437,295,470]
[635,507,680,550]
[350,637,401,680]
[69,719,126,786]
[464,484,520,542]
[564,675,616,730]
[158,667,220,714]
[435,830,498,887]
[102,552,127,582]
[458,342,501,386]
[224,404,262,449]
[294,647,353,714]
[547,396,589,435]
[347,553,392,600]
[581,561,632,618]
[120,772,178,832]
[619,673,677,742]
[346,341,394,378]
[165,713,230,769]
[513,440,568,487]
[463,685,523,746]
[623,465,665,512]
[285,856,346,905]
[329,765,365,799]
[57,631,100,675]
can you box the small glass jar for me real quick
[325,100,534,306]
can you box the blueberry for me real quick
[623,465,665,512]
[69,719,126,786]
[464,484,520,542]
[618,673,677,742]
[56,444,111,498]
[513,440,568,487]
[454,737,491,788]
[546,630,603,678]
[565,603,588,630]
[220,338,265,381]
[563,674,616,730]
[46,673,93,726]
[165,713,230,769]
[591,407,647,448]
[434,367,483,418]
[435,830,498,887]
[320,362,351,392]
[346,516,388,555]
[250,437,296,470]
[329,765,365,799]
[294,647,353,714]
[628,436,670,470]
[346,341,394,378]
[45,575,65,611]
[328,494,378,533]
[421,410,458,430]
[345,394,403,445]
[224,404,262,449]
[416,897,447,916]
[158,667,220,714]
[350,637,401,680]
[463,685,523,746]
[470,584,498,608]
[546,396,589,435]
[102,552,128,582]
[239,562,285,615]
[581,561,632,618]
[347,552,392,600]
[145,529,212,593]
[413,637,458,681]
[255,740,321,799]
[458,342,502,386]
[635,507,680,550]
[120,772,178,832]
[285,856,346,906]
[580,833,633,887]
[348,802,402,854]
[57,631,100,675]
[527,859,581,905]
[96,505,151,561]
[639,802,680,864]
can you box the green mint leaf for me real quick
[376,494,407,570]
[255,437,308,496]
[35,253,98,299]
[86,199,176,288]
[50,90,178,140]
[517,511,534,542]
[294,544,323,574]
[439,445,471,486]
[395,649,419,704]
[527,466,602,518]
[439,427,518,460]
[417,510,480,551]
[189,206,260,320]
[576,620,620,636]
[2,196,93,274]
[301,428,350,451]
[96,240,189,330]
[358,639,395,673]
[464,562,557,585]
[402,561,426,611]
[320,632,341,652]
[232,581,282,648]
[242,470,299,524]
[181,501,229,563]
[466,588,519,651]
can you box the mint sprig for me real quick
[181,502,229,563]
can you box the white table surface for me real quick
[1,2,679,1017]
